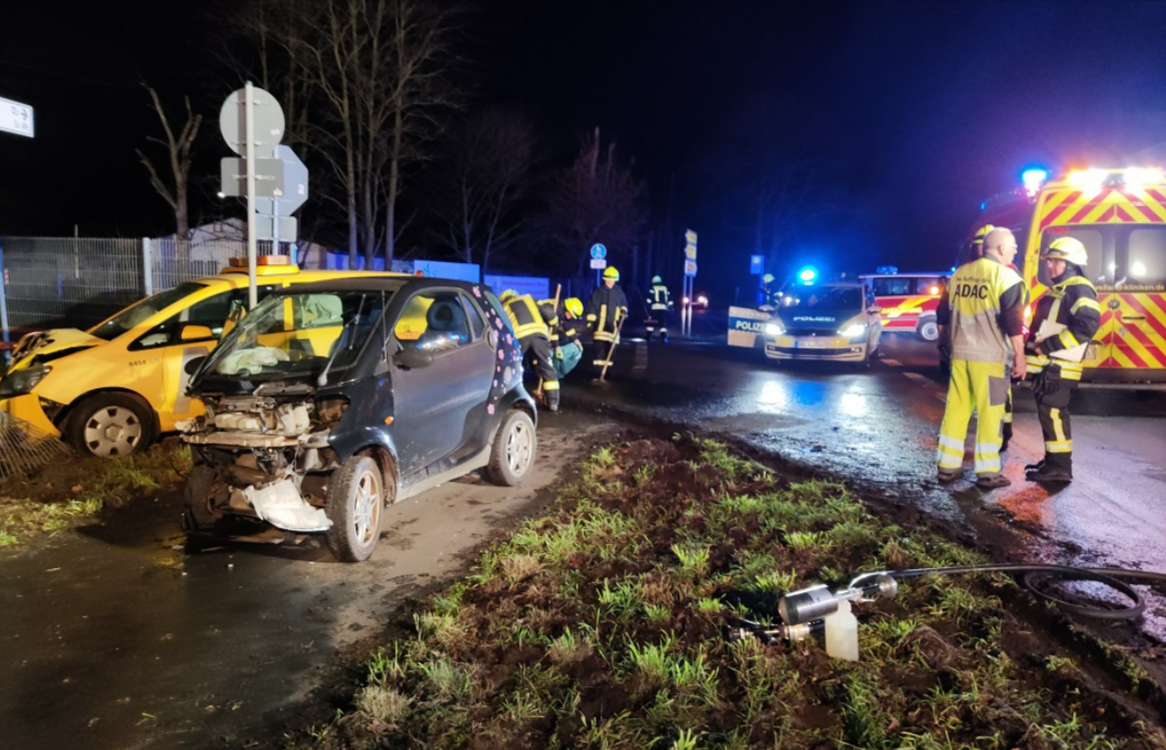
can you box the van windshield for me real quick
[89,283,208,341]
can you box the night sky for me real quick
[3,0,1166,301]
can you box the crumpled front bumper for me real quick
[0,394,61,437]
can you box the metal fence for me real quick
[0,236,246,334]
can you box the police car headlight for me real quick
[0,365,51,399]
[839,323,867,339]
[765,322,784,336]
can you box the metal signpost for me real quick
[219,84,308,308]
[0,96,34,138]
[682,229,697,337]
[590,243,607,287]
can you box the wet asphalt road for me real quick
[566,314,1166,636]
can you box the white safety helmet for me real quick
[1042,237,1088,267]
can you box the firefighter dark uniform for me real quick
[501,291,560,411]
[645,275,673,342]
[935,228,1026,488]
[537,297,586,380]
[757,273,777,309]
[585,266,628,370]
[1024,237,1100,483]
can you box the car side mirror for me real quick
[393,347,434,370]
[181,324,214,341]
[184,355,206,376]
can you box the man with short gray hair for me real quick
[934,227,1027,488]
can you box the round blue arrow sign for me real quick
[590,243,607,260]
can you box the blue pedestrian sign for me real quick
[590,243,607,260]
[750,255,764,275]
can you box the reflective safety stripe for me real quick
[1058,362,1083,379]
[938,434,964,452]
[975,441,1000,454]
[936,446,963,471]
[1050,407,1066,442]
[1071,297,1100,315]
[973,454,1001,474]
[1058,329,1079,348]
[504,295,549,339]
[1046,439,1073,453]
[542,380,560,391]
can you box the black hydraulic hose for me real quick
[849,564,1166,621]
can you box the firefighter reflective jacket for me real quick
[585,284,628,341]
[1025,270,1100,381]
[503,294,549,341]
[647,283,673,312]
[937,255,1025,363]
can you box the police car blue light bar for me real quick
[798,267,818,284]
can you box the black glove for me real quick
[1032,366,1061,398]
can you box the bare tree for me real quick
[135,85,202,241]
[547,127,647,278]
[438,108,540,275]
[222,0,462,269]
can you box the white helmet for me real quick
[1042,237,1088,267]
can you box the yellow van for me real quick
[977,167,1166,385]
[0,259,402,456]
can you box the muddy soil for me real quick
[0,414,617,750]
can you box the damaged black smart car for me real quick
[178,276,536,562]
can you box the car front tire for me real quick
[486,409,536,486]
[65,392,154,457]
[325,455,384,562]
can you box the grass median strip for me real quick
[0,439,190,547]
[294,434,1165,750]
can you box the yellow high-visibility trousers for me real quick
[936,359,1009,478]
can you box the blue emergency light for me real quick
[798,267,818,284]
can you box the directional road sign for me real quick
[685,260,697,277]
[590,243,607,260]
[590,258,607,270]
[0,96,34,138]
[219,86,285,155]
[684,229,698,261]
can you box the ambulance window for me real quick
[914,277,943,295]
[1039,228,1104,286]
[873,278,911,296]
[1128,229,1166,285]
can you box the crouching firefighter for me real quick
[1023,237,1100,484]
[500,290,560,411]
[585,266,629,373]
[644,275,674,342]
[539,296,587,381]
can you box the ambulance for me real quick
[859,267,950,341]
[976,167,1166,385]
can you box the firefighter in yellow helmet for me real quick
[501,291,560,411]
[585,266,628,371]
[644,274,674,342]
[1023,236,1100,483]
[934,227,1027,488]
[536,296,587,380]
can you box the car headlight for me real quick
[839,323,867,339]
[765,322,785,336]
[0,365,51,399]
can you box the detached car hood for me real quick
[10,328,104,368]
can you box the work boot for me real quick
[975,473,1011,489]
[546,390,560,413]
[1024,459,1045,472]
[1026,465,1072,483]
[937,469,961,483]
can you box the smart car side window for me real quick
[396,290,474,352]
[458,293,486,340]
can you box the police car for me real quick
[761,281,882,365]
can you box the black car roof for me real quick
[272,276,482,294]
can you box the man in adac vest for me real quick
[500,290,560,412]
[644,275,674,342]
[935,227,1027,488]
[1023,237,1100,484]
[585,266,628,371]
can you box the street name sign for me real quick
[0,96,34,138]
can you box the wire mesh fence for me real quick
[0,236,248,333]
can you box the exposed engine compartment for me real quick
[179,383,350,535]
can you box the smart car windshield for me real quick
[198,289,391,382]
[781,286,862,311]
[89,282,208,341]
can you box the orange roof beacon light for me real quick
[227,254,293,267]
